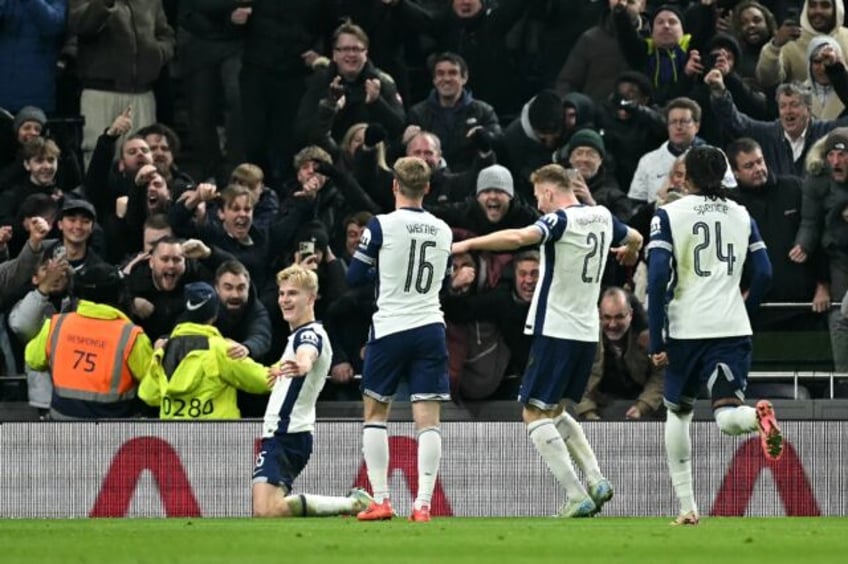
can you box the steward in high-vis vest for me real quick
[25,263,153,420]
[139,282,271,419]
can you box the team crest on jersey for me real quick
[359,228,372,247]
[650,216,662,236]
[299,330,320,345]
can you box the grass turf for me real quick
[2,517,846,564]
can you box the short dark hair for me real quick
[144,213,171,231]
[725,137,762,170]
[150,235,183,254]
[429,52,468,77]
[215,259,250,283]
[665,97,702,123]
[136,123,181,155]
[685,146,729,200]
[615,71,653,102]
[333,20,369,49]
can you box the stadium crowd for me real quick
[0,0,846,419]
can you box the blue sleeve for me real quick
[646,209,673,354]
[346,216,383,287]
[611,215,629,246]
[744,218,772,318]
[294,327,323,356]
[534,210,567,243]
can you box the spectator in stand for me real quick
[556,0,648,104]
[239,0,334,185]
[727,137,831,332]
[294,21,405,150]
[406,52,502,173]
[25,263,153,420]
[177,0,247,185]
[0,215,50,301]
[732,1,777,87]
[135,123,194,196]
[336,211,374,266]
[598,71,668,192]
[576,287,663,421]
[0,0,66,115]
[226,164,279,232]
[796,128,848,371]
[214,259,271,362]
[139,281,271,420]
[804,38,848,120]
[49,198,106,272]
[500,89,565,203]
[756,0,848,88]
[0,138,64,229]
[69,0,175,166]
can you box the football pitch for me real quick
[2,517,847,564]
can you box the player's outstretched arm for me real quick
[451,225,542,255]
[611,227,643,266]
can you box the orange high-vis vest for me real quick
[46,313,142,402]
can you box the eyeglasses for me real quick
[668,118,695,127]
[334,46,366,54]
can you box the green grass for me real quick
[2,517,847,564]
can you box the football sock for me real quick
[554,411,603,484]
[528,418,586,499]
[665,410,697,515]
[285,494,355,517]
[414,426,442,510]
[362,423,390,503]
[715,405,758,436]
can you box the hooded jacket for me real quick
[757,0,848,87]
[139,322,269,419]
[805,35,846,119]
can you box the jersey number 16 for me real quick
[404,239,436,293]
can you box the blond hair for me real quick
[230,163,264,189]
[276,264,319,294]
[393,156,431,198]
[220,184,257,208]
[530,163,575,191]
[293,145,332,169]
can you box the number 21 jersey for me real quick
[648,194,766,339]
[354,208,452,339]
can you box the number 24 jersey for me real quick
[354,208,452,340]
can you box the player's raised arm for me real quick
[609,217,643,266]
[452,225,542,255]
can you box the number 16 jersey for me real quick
[354,207,452,340]
[647,194,766,339]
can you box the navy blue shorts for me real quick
[362,323,450,402]
[251,433,313,492]
[664,336,752,411]
[520,336,597,409]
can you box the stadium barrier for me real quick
[0,421,839,518]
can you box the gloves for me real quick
[471,128,493,153]
[364,123,388,147]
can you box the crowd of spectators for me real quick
[1,0,846,419]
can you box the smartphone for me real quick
[784,7,800,26]
[298,241,315,258]
[52,244,67,260]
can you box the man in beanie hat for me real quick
[25,263,153,420]
[562,129,633,220]
[139,281,272,420]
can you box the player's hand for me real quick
[812,283,831,313]
[611,245,639,266]
[267,364,282,387]
[625,405,642,420]
[226,339,250,360]
[650,352,668,367]
[278,359,303,378]
[788,244,807,263]
[330,362,354,383]
[451,241,471,255]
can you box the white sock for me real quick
[528,419,586,500]
[362,423,390,503]
[285,493,356,517]
[414,427,442,510]
[554,411,603,485]
[715,405,758,436]
[665,410,697,515]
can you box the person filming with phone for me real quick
[756,0,848,88]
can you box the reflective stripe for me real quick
[48,314,69,364]
[53,387,137,403]
[110,323,136,396]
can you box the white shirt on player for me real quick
[526,205,630,342]
[261,322,331,437]
[353,207,452,340]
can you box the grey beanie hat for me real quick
[476,164,514,197]
[13,106,47,133]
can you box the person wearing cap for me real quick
[756,0,848,89]
[707,64,848,177]
[52,198,106,272]
[501,89,566,201]
[428,164,539,238]
[24,263,153,420]
[726,137,830,333]
[560,128,633,221]
[796,127,848,371]
[139,281,271,420]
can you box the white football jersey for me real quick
[262,322,331,437]
[647,194,766,339]
[353,208,452,339]
[526,205,630,341]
